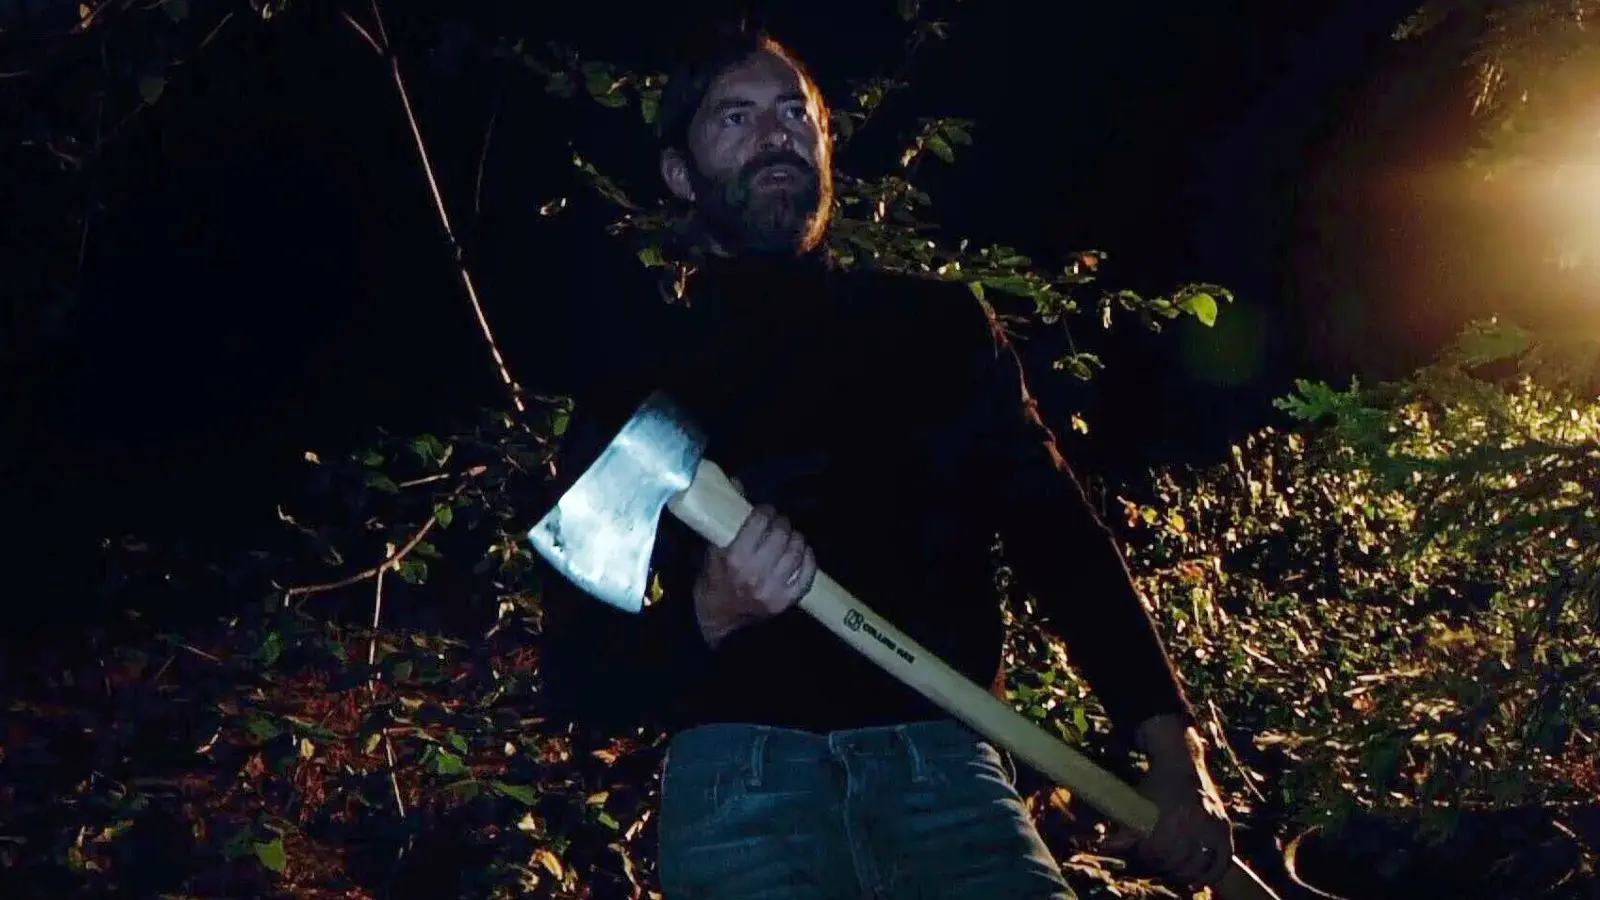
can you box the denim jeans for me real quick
[656,719,1076,899]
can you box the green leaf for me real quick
[220,828,255,860]
[448,731,469,753]
[433,504,453,528]
[582,62,616,101]
[924,135,955,163]
[831,110,856,141]
[491,780,540,805]
[410,434,446,465]
[245,714,282,741]
[138,75,166,105]
[1180,292,1220,327]
[545,72,573,98]
[898,0,920,20]
[941,121,974,145]
[596,811,621,830]
[1449,318,1531,367]
[253,838,287,874]
[979,275,1034,296]
[257,631,284,667]
[396,558,428,585]
[1055,352,1104,381]
[429,748,467,776]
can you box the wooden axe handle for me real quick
[669,459,1282,900]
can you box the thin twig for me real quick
[367,547,391,672]
[848,18,939,147]
[281,515,436,602]
[395,471,456,489]
[1207,698,1266,802]
[364,559,408,818]
[74,12,236,165]
[281,467,483,603]
[473,90,503,221]
[340,2,527,413]
[180,643,221,662]
[383,730,407,817]
[339,8,381,54]
[74,46,109,295]
[193,10,234,53]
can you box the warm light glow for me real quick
[1542,162,1600,270]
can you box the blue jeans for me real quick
[656,719,1076,899]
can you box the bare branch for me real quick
[341,2,528,413]
[280,465,485,602]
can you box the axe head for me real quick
[527,392,705,614]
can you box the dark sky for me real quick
[12,0,1475,579]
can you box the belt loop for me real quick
[746,730,768,788]
[896,725,929,783]
[998,746,1018,786]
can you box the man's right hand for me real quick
[692,504,817,648]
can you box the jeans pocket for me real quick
[659,757,747,841]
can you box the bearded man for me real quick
[538,26,1234,900]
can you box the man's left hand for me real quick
[1103,720,1234,887]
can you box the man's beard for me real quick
[689,149,831,256]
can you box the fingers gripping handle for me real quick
[667,460,1282,900]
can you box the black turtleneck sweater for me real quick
[536,251,1193,739]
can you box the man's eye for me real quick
[723,111,747,126]
[783,105,808,121]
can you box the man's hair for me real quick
[656,25,824,155]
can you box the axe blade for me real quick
[527,392,706,614]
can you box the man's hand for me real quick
[1103,717,1235,887]
[693,501,818,647]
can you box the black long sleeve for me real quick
[535,253,1195,738]
[966,310,1195,737]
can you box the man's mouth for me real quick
[751,164,802,189]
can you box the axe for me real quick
[528,392,1282,900]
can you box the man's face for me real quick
[664,50,832,254]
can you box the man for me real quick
[539,26,1234,900]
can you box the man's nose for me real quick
[757,120,791,152]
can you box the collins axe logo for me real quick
[841,608,915,665]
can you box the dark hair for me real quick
[656,24,819,154]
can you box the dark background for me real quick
[6,0,1525,608]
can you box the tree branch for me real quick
[340,3,527,413]
[280,465,484,603]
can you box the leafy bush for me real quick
[1104,318,1599,891]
